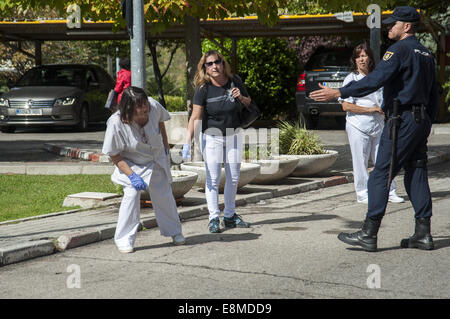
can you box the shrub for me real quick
[203,37,301,120]
[277,120,325,155]
[153,95,186,112]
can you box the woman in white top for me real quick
[102,86,185,253]
[339,43,404,204]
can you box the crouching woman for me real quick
[102,86,185,253]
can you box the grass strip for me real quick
[0,174,120,222]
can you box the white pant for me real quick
[346,122,397,201]
[201,132,243,220]
[115,165,182,249]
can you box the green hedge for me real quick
[203,37,301,120]
[152,95,186,112]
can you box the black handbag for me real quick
[238,100,261,129]
[232,75,260,129]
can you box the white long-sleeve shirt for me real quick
[339,72,385,136]
[102,97,172,186]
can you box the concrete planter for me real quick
[166,112,188,145]
[247,156,299,184]
[140,170,198,201]
[180,161,260,193]
[283,150,339,177]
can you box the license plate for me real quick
[16,109,42,116]
[323,82,343,89]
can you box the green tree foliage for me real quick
[203,37,301,120]
[0,1,288,32]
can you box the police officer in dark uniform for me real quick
[309,6,439,252]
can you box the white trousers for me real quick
[115,165,182,249]
[201,132,243,220]
[346,122,397,201]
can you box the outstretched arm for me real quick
[309,83,341,102]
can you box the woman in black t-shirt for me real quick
[182,50,252,233]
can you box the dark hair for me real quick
[408,21,419,34]
[118,86,149,124]
[350,43,376,74]
[119,58,131,70]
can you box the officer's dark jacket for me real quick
[339,36,439,121]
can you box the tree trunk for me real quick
[184,15,202,161]
[148,40,166,108]
[184,15,202,114]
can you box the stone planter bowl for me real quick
[180,161,261,193]
[140,170,198,200]
[247,156,299,184]
[283,150,339,177]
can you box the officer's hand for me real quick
[370,106,384,114]
[181,143,191,161]
[309,83,341,102]
[128,172,147,191]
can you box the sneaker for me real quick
[117,246,134,254]
[389,194,405,203]
[223,214,250,228]
[172,233,186,245]
[357,198,368,204]
[208,217,221,233]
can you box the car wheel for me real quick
[1,126,16,133]
[77,105,89,131]
[299,113,318,129]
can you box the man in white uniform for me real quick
[102,86,185,253]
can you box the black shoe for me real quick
[337,217,381,252]
[401,218,434,250]
[208,217,221,233]
[222,214,250,228]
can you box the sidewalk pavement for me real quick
[1,125,449,267]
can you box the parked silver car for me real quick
[0,64,114,133]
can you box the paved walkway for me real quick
[0,125,449,267]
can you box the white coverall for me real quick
[102,97,182,249]
[339,72,397,202]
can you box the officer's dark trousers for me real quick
[367,111,432,220]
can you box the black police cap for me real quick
[382,6,420,24]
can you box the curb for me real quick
[1,150,447,267]
[44,143,111,163]
[0,173,352,267]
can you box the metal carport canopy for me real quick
[0,12,396,42]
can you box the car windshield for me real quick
[15,67,86,88]
[305,49,352,70]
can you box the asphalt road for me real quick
[1,120,449,306]
[0,160,449,301]
[0,118,344,163]
[0,124,107,162]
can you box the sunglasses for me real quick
[204,59,222,67]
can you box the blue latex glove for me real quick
[128,172,147,191]
[181,143,191,161]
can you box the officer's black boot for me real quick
[337,217,381,252]
[400,218,434,250]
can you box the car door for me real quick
[86,68,111,121]
[92,67,114,120]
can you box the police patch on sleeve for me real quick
[383,51,394,61]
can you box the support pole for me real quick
[34,40,42,66]
[370,27,381,64]
[131,0,146,90]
